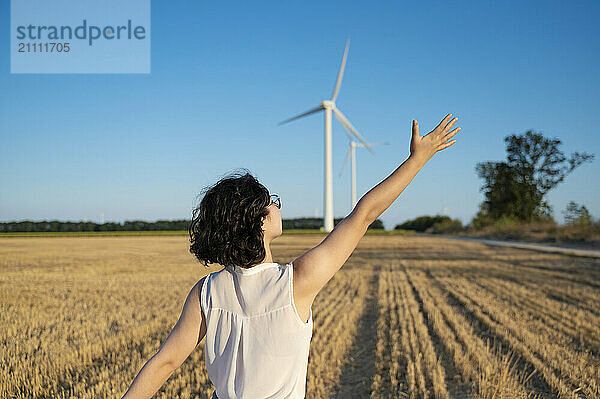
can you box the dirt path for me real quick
[430,234,600,259]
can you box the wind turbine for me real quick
[441,197,450,216]
[278,39,372,233]
[339,125,389,210]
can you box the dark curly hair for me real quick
[189,169,271,269]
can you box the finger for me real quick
[442,126,461,140]
[443,117,459,134]
[412,120,419,139]
[437,139,457,151]
[434,113,453,132]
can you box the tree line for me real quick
[0,217,384,233]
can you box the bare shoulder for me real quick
[291,207,372,302]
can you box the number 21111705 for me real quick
[18,42,71,52]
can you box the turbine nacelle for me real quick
[320,100,335,109]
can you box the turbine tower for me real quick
[339,126,389,210]
[279,39,373,233]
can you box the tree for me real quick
[562,201,592,226]
[427,218,464,234]
[475,130,593,223]
[395,215,452,232]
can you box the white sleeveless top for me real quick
[200,261,314,399]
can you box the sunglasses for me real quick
[269,194,281,209]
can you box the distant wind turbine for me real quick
[279,39,372,233]
[441,198,451,216]
[339,125,389,210]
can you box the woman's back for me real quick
[200,261,313,399]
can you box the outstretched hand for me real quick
[410,114,461,163]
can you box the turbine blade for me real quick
[331,39,350,102]
[339,148,351,178]
[332,107,375,154]
[341,124,354,142]
[361,142,389,148]
[278,105,323,125]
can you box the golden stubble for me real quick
[1,234,599,398]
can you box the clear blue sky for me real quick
[1,1,599,229]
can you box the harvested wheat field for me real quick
[1,234,599,398]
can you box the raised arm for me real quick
[292,114,460,301]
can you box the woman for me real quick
[121,114,460,398]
